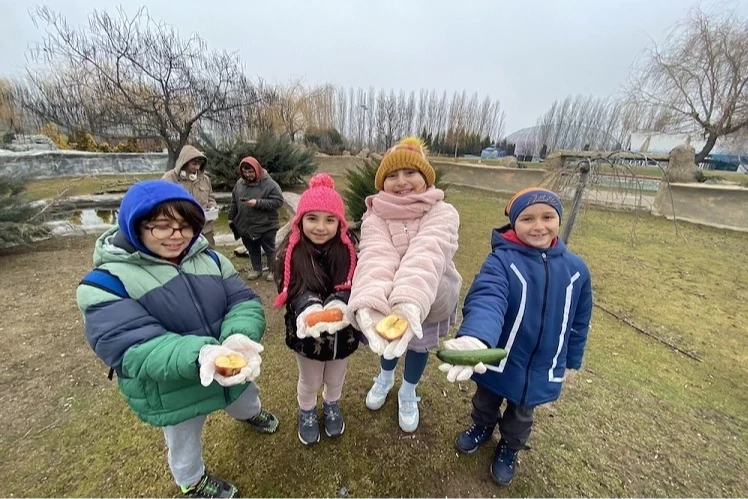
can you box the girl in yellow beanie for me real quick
[346,137,462,433]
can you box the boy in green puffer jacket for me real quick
[77,180,279,498]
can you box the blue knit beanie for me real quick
[504,188,563,227]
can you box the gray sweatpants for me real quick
[471,384,535,451]
[162,383,261,487]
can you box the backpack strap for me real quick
[206,249,221,271]
[80,269,128,380]
[80,269,129,299]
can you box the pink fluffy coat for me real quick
[348,187,462,328]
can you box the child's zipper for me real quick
[520,252,549,406]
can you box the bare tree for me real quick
[366,87,376,148]
[304,84,506,152]
[627,7,748,162]
[1,78,21,132]
[335,86,348,139]
[534,95,636,156]
[21,6,257,168]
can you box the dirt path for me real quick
[0,237,100,443]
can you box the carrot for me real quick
[306,308,344,327]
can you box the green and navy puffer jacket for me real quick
[76,181,266,427]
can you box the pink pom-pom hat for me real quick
[273,173,357,307]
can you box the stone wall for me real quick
[0,150,369,179]
[6,150,748,233]
[431,161,550,194]
[652,182,748,233]
[0,151,169,177]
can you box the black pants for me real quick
[241,230,277,272]
[471,385,535,450]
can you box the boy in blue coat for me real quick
[438,188,593,486]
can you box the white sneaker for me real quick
[398,392,421,433]
[365,375,394,410]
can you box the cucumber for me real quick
[436,348,508,366]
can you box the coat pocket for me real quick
[144,380,164,411]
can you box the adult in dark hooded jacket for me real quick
[228,156,284,281]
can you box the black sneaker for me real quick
[323,402,345,438]
[298,408,321,445]
[181,472,238,498]
[244,408,279,434]
[455,423,495,454]
[490,439,520,486]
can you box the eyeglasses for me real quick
[143,224,195,240]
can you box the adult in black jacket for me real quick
[228,156,284,281]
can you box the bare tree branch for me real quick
[18,6,258,168]
[627,6,748,162]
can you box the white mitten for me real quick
[381,303,423,359]
[437,336,489,382]
[295,304,324,339]
[382,329,413,360]
[393,303,423,338]
[356,308,388,356]
[222,334,264,381]
[198,344,250,387]
[314,299,350,335]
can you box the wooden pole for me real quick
[561,162,590,244]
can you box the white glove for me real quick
[198,344,251,387]
[222,334,264,382]
[318,300,350,335]
[437,336,489,382]
[295,303,324,339]
[356,308,388,356]
[381,303,423,360]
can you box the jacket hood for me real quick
[239,156,266,181]
[117,179,204,255]
[175,145,207,174]
[490,223,566,256]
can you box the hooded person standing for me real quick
[162,146,219,247]
[228,156,284,281]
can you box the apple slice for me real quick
[375,314,409,340]
[214,354,247,377]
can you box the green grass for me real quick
[1,186,747,497]
[22,173,165,201]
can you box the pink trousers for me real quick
[295,353,349,410]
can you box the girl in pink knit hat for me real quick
[272,173,359,446]
[346,136,462,433]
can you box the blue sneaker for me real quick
[297,408,320,446]
[323,402,345,438]
[454,423,495,454]
[490,440,519,486]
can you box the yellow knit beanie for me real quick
[375,136,435,191]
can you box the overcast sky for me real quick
[1,0,746,133]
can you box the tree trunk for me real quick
[695,133,718,164]
[166,147,178,171]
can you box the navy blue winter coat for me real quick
[457,225,593,407]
